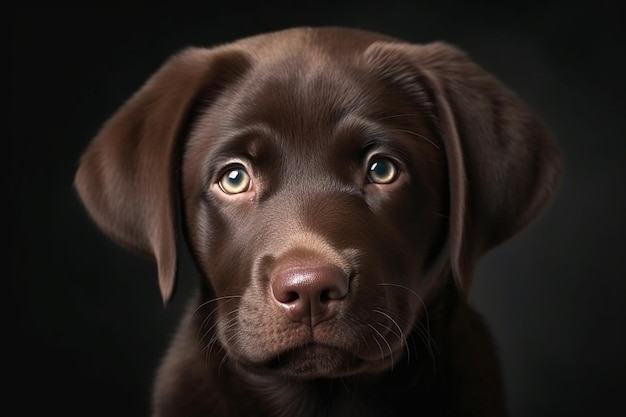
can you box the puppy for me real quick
[75,27,563,417]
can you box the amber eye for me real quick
[367,158,398,184]
[218,167,251,194]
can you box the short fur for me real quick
[75,27,563,417]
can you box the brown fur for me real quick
[75,27,562,416]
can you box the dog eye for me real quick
[218,167,251,194]
[367,158,398,184]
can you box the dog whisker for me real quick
[367,329,385,366]
[205,334,221,365]
[217,347,230,376]
[367,323,394,369]
[193,296,242,345]
[198,311,221,348]
[197,306,222,342]
[210,312,243,375]
[199,308,239,352]
[339,377,356,397]
[414,323,438,370]
[188,295,242,327]
[357,329,370,349]
[376,282,435,362]
[376,283,431,330]
[372,309,405,343]
[373,321,401,342]
[372,309,408,364]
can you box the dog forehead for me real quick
[239,64,368,132]
[234,26,396,61]
[225,48,408,143]
[187,47,434,170]
[188,28,415,149]
[229,27,400,113]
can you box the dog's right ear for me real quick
[74,46,251,304]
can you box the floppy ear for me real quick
[366,41,563,296]
[74,46,251,304]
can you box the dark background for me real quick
[12,2,625,416]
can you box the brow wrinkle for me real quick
[374,113,440,150]
[388,128,440,150]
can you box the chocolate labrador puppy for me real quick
[75,27,562,416]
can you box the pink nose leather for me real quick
[271,264,348,327]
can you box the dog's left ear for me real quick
[366,41,563,296]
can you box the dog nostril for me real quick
[319,289,331,303]
[271,264,348,326]
[282,291,299,304]
[319,287,345,302]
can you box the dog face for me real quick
[75,27,562,381]
[182,51,448,377]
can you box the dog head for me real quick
[75,27,562,378]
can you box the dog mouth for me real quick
[241,343,362,379]
[240,341,403,379]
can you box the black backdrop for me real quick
[12,2,625,416]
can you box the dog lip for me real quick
[241,341,403,379]
[245,342,361,378]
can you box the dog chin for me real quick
[241,343,397,379]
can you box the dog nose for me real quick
[271,264,348,327]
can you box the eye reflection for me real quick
[219,167,251,194]
[367,158,398,184]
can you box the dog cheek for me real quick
[366,186,447,320]
[185,196,256,286]
[367,190,427,264]
[227,289,309,362]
